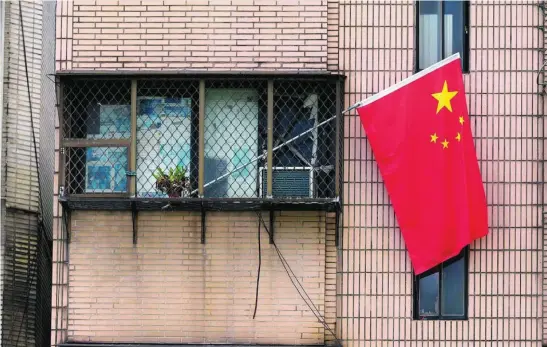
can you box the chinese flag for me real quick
[356,54,488,274]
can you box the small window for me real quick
[416,0,470,72]
[413,247,468,320]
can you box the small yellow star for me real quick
[459,116,465,125]
[455,132,461,142]
[442,139,449,149]
[430,133,438,143]
[431,81,458,114]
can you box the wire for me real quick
[11,2,48,345]
[255,211,342,347]
[18,1,44,217]
[252,217,261,319]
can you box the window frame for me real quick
[58,75,344,201]
[412,246,469,321]
[415,0,470,73]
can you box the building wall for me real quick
[53,0,545,346]
[339,1,544,346]
[1,1,54,347]
[66,211,327,344]
[53,1,339,345]
[57,0,328,71]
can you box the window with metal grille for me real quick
[59,76,343,204]
[416,0,470,72]
[413,247,468,320]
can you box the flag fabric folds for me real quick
[356,54,488,274]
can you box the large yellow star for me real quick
[431,81,458,114]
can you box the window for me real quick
[60,77,341,200]
[413,247,468,320]
[416,0,470,72]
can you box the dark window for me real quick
[416,0,470,72]
[413,247,468,320]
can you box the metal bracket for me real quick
[131,201,138,245]
[269,209,275,244]
[335,210,340,248]
[201,204,206,244]
[64,208,72,244]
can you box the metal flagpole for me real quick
[190,101,364,196]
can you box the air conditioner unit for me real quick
[259,167,313,198]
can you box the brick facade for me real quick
[68,211,327,344]
[53,1,545,346]
[339,1,543,346]
[57,0,328,71]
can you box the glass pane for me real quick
[86,104,131,140]
[441,255,466,316]
[63,80,132,140]
[204,88,259,198]
[443,0,465,59]
[85,147,128,193]
[418,271,439,316]
[418,1,441,69]
[136,96,193,198]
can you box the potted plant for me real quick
[153,166,189,198]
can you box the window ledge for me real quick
[60,344,325,347]
[59,196,340,212]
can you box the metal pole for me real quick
[190,101,361,196]
[198,80,205,197]
[130,80,137,197]
[267,80,273,198]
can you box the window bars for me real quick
[59,76,344,205]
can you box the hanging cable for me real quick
[255,211,342,347]
[252,217,261,319]
[10,2,48,345]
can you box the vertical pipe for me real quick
[198,80,205,197]
[57,82,65,193]
[130,80,137,197]
[267,80,273,198]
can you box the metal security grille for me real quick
[61,79,132,196]
[273,80,339,199]
[59,76,343,206]
[136,80,199,198]
[338,1,544,345]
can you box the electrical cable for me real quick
[11,3,48,345]
[255,211,342,347]
[252,218,261,319]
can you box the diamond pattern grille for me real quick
[272,80,338,198]
[204,80,267,198]
[62,80,131,140]
[136,80,199,197]
[61,77,342,201]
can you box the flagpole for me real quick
[189,101,364,196]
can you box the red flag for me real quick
[356,54,488,274]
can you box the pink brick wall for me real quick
[53,1,545,346]
[339,1,543,345]
[66,211,328,344]
[56,0,328,71]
